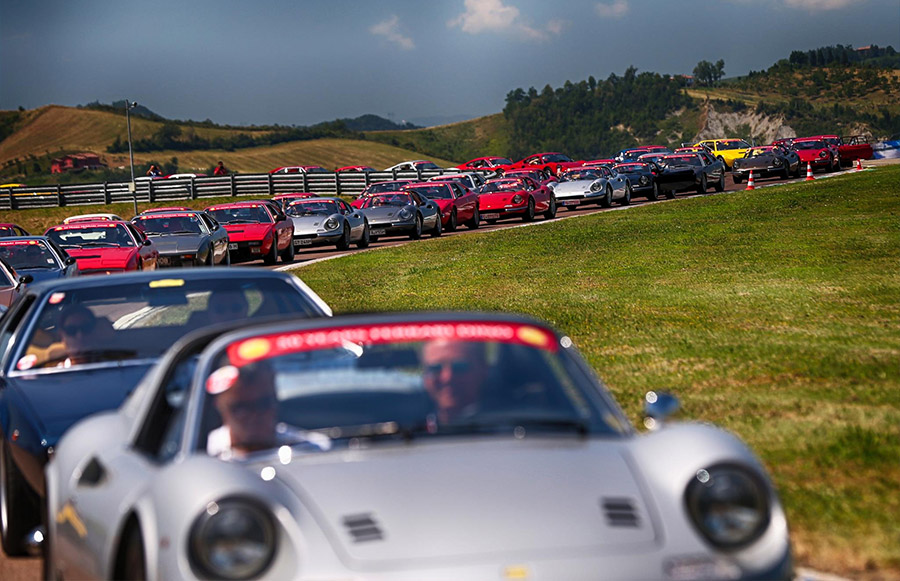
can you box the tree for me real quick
[693,59,725,87]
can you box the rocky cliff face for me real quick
[696,102,795,143]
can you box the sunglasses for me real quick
[424,361,472,376]
[228,395,277,417]
[61,319,96,337]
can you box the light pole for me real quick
[125,100,138,216]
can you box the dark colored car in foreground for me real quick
[132,211,230,267]
[0,269,331,556]
[732,146,801,183]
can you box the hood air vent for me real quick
[343,513,384,543]
[601,497,640,528]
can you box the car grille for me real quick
[343,513,384,543]
[600,497,640,528]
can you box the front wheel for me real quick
[522,198,536,222]
[600,186,613,208]
[468,207,480,229]
[409,215,423,240]
[447,210,457,232]
[115,520,147,581]
[715,173,725,192]
[618,183,632,206]
[665,187,676,200]
[336,225,351,251]
[223,248,231,266]
[733,174,743,184]
[263,235,278,265]
[543,195,557,219]
[431,214,442,237]
[1,440,39,557]
[356,223,370,249]
[647,181,659,201]
[281,236,295,262]
[696,174,707,195]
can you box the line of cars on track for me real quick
[5,135,865,577]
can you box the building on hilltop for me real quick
[51,153,106,174]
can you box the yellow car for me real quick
[693,139,753,170]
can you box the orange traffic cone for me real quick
[746,170,755,190]
[805,162,815,181]
[856,158,863,171]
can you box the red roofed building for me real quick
[51,153,106,174]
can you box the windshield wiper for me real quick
[78,242,119,247]
[445,413,590,437]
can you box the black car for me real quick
[612,161,668,200]
[0,237,79,283]
[732,145,801,183]
[655,152,726,195]
[0,269,331,556]
[131,210,230,267]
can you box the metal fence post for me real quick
[189,176,196,200]
[267,173,273,197]
[103,182,111,204]
[8,189,16,210]
[57,184,64,207]
[335,173,341,195]
[302,173,308,192]
[148,179,155,203]
[230,174,236,198]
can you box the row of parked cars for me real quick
[0,138,818,578]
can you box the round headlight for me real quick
[773,158,782,166]
[685,465,770,549]
[590,181,602,192]
[639,176,649,185]
[397,208,413,220]
[323,217,339,230]
[511,194,524,204]
[819,151,827,158]
[190,498,277,580]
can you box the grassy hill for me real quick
[291,166,900,579]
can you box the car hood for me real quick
[553,180,601,195]
[734,155,775,168]
[11,267,66,283]
[289,215,332,235]
[150,234,204,253]
[360,206,412,221]
[272,438,657,564]
[4,363,153,447]
[795,149,827,161]
[67,247,136,269]
[222,223,272,242]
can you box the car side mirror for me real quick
[65,256,77,266]
[143,239,153,246]
[643,391,680,430]
[18,274,34,285]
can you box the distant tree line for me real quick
[755,99,900,140]
[502,67,691,159]
[107,120,363,154]
[787,44,899,68]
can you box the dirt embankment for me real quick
[695,102,795,143]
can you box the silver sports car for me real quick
[357,190,442,240]
[552,167,632,209]
[285,197,370,251]
[45,312,791,580]
[131,210,230,267]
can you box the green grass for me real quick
[289,166,900,578]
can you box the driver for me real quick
[421,339,490,423]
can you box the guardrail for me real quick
[1,169,486,211]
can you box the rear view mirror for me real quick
[643,391,680,430]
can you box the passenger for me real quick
[421,339,490,423]
[207,289,249,325]
[55,304,113,366]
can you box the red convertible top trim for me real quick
[224,321,558,368]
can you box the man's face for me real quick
[208,291,249,325]
[422,340,487,422]
[215,367,278,451]
[60,312,96,353]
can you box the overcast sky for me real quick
[2,0,898,127]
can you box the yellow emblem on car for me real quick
[149,279,185,288]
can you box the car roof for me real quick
[48,220,131,230]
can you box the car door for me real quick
[264,205,291,251]
[200,214,227,262]
[451,183,475,221]
[339,200,364,238]
[127,223,158,270]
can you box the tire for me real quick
[647,181,659,201]
[522,198,536,222]
[468,206,480,229]
[543,195,557,219]
[717,156,728,170]
[409,215,423,240]
[336,225,351,251]
[281,236,295,262]
[665,187,676,200]
[370,236,379,243]
[716,173,725,192]
[618,183,632,206]
[447,210,457,232]
[781,167,790,180]
[356,223,370,249]
[1,440,39,557]
[205,246,214,267]
[115,520,147,581]
[733,174,743,184]
[431,213,442,237]
[696,174,707,195]
[223,248,231,266]
[600,185,613,208]
[263,235,278,265]
[792,164,802,178]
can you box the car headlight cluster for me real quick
[511,194,524,204]
[397,208,413,220]
[590,181,603,192]
[639,176,649,185]
[323,217,340,231]
[685,464,770,549]
[819,151,828,158]
[190,498,277,580]
[773,158,782,166]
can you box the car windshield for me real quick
[197,319,623,460]
[133,214,203,235]
[362,194,412,208]
[286,201,340,217]
[415,162,440,170]
[47,224,135,248]
[363,181,411,195]
[793,141,827,150]
[661,156,701,168]
[746,148,773,157]
[560,170,601,181]
[209,206,271,224]
[542,154,573,163]
[406,185,451,199]
[613,164,646,174]
[0,240,59,270]
[0,227,19,237]
[13,278,320,373]
[718,140,751,150]
[481,180,521,193]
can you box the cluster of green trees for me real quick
[787,44,899,68]
[755,99,900,140]
[502,67,692,160]
[107,120,363,154]
[692,60,725,87]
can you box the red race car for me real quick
[454,156,513,173]
[505,152,583,179]
[0,223,30,238]
[582,159,618,169]
[809,134,874,165]
[272,192,319,210]
[269,165,329,174]
[335,165,376,172]
[45,221,158,275]
[205,202,295,265]
[478,176,557,224]
[791,138,840,173]
[402,181,480,231]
